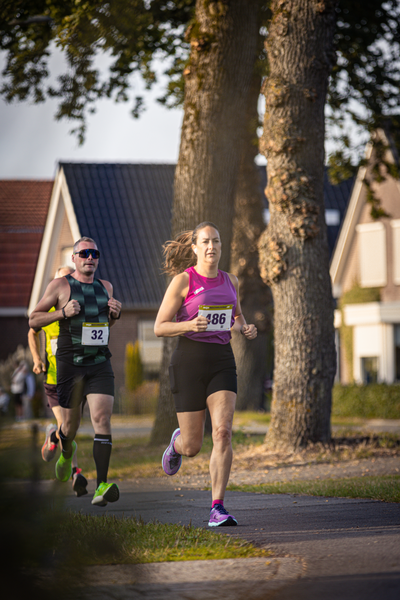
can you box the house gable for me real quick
[28,168,80,314]
[330,129,400,301]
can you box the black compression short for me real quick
[56,358,114,409]
[169,336,237,413]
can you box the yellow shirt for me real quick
[42,307,59,385]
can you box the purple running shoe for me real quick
[208,504,237,527]
[162,428,182,475]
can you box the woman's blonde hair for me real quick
[162,221,219,276]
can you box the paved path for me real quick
[59,477,400,600]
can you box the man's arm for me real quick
[101,280,122,326]
[29,277,79,329]
[28,328,46,375]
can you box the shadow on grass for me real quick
[0,422,119,599]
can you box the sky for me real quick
[0,47,344,181]
[0,49,184,179]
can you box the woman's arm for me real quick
[228,274,258,339]
[154,273,209,337]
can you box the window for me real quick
[361,357,379,384]
[138,320,162,376]
[356,222,387,287]
[391,220,400,285]
[325,209,340,226]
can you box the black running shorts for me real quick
[44,383,59,409]
[56,358,114,409]
[169,336,237,413]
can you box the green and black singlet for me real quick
[57,274,112,366]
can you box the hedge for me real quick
[332,383,400,420]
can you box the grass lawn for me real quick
[0,421,265,480]
[228,475,400,503]
[54,513,271,565]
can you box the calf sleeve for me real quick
[58,427,74,459]
[93,434,112,487]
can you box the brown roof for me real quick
[0,180,53,308]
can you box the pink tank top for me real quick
[176,267,237,344]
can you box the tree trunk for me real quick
[150,0,262,444]
[172,0,262,265]
[149,337,179,445]
[258,0,337,450]
[230,72,273,411]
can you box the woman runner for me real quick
[154,222,257,526]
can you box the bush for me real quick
[125,341,143,391]
[332,383,400,419]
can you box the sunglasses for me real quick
[74,249,100,259]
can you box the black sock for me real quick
[59,427,74,459]
[93,434,112,488]
[50,431,59,445]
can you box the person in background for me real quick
[0,386,10,416]
[22,368,35,419]
[10,360,28,421]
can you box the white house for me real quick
[330,125,400,384]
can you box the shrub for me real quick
[332,383,400,419]
[125,341,143,391]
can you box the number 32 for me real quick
[91,330,103,340]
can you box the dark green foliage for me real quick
[0,0,194,142]
[327,1,400,184]
[1,0,398,198]
[332,383,400,419]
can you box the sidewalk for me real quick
[58,475,400,600]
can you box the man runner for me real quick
[28,266,88,497]
[29,237,122,506]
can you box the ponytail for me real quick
[162,231,196,276]
[162,221,220,276]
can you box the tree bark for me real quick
[150,0,262,444]
[230,72,273,411]
[149,337,179,445]
[258,0,337,450]
[172,0,262,266]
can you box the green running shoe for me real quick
[92,482,120,506]
[55,440,77,482]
